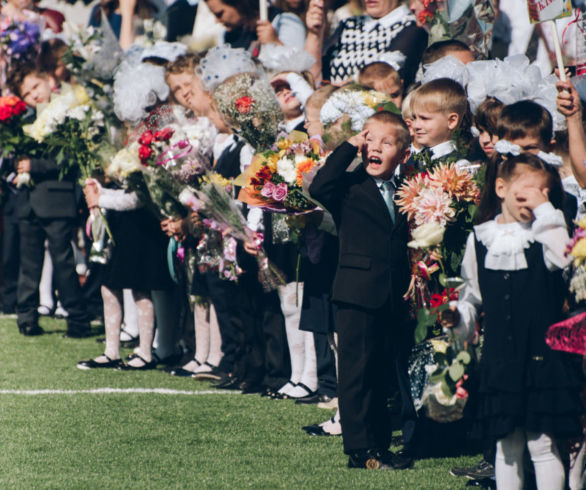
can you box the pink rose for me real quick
[261,181,276,198]
[272,182,288,202]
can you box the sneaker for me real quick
[450,460,495,480]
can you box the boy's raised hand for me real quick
[306,0,325,36]
[556,80,582,119]
[348,129,368,152]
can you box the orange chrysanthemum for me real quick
[429,163,480,203]
[395,173,427,220]
[296,158,315,186]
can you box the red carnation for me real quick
[0,105,14,122]
[139,145,153,163]
[12,100,26,116]
[417,9,434,24]
[235,96,254,114]
[138,130,154,146]
[154,127,174,141]
[430,293,445,309]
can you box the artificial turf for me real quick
[0,316,481,488]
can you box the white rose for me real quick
[408,222,445,249]
[276,158,297,185]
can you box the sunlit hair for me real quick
[164,53,203,79]
[401,90,416,120]
[305,84,336,112]
[422,40,473,66]
[476,152,564,224]
[474,97,503,136]
[364,111,410,152]
[410,77,468,119]
[497,100,553,148]
[358,62,401,88]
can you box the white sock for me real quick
[206,304,223,367]
[39,243,54,310]
[131,290,154,365]
[277,381,296,395]
[298,330,318,392]
[569,442,585,490]
[320,409,342,435]
[278,282,304,384]
[102,285,123,361]
[194,303,210,365]
[122,289,139,338]
[527,431,565,490]
[496,428,527,490]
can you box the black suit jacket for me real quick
[309,142,410,310]
[16,158,77,220]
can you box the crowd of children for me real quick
[1,0,586,486]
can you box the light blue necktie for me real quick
[380,181,395,224]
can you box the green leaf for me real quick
[441,380,453,398]
[456,351,471,365]
[448,362,464,382]
[414,321,428,344]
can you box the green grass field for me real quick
[0,316,481,489]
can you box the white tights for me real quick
[102,286,154,362]
[496,428,565,490]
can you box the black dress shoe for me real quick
[348,450,393,470]
[295,393,335,405]
[239,381,264,394]
[301,424,340,436]
[383,449,414,469]
[63,329,92,338]
[77,355,124,370]
[214,374,242,389]
[18,324,44,336]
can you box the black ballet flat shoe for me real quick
[121,353,157,370]
[169,367,196,377]
[239,381,265,394]
[18,324,44,336]
[77,355,124,370]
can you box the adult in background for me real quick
[305,0,427,86]
[204,0,306,51]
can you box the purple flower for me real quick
[272,182,288,202]
[261,181,276,198]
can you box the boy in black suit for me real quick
[8,64,90,337]
[309,111,413,470]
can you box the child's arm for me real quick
[441,232,481,342]
[532,201,571,271]
[556,80,586,187]
[309,131,366,213]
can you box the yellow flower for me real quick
[430,338,449,354]
[570,238,586,260]
[577,217,586,230]
[267,153,279,172]
[277,138,291,151]
[73,85,90,105]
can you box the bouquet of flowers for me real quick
[0,94,41,187]
[179,172,285,291]
[196,221,243,282]
[23,84,108,181]
[396,162,480,342]
[0,18,41,62]
[213,72,283,151]
[416,0,495,59]
[237,131,324,213]
[409,335,472,423]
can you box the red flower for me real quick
[13,100,26,116]
[138,130,154,146]
[417,9,434,24]
[139,145,153,163]
[0,105,14,122]
[154,127,174,141]
[430,293,446,309]
[235,96,254,114]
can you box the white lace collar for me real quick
[364,4,412,32]
[474,217,534,271]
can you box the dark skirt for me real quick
[103,208,173,291]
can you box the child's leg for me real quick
[206,304,223,368]
[129,290,154,366]
[495,428,526,490]
[102,285,123,361]
[152,288,180,361]
[526,431,565,490]
[38,241,54,313]
[277,282,305,394]
[121,289,139,340]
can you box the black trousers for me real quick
[336,300,400,454]
[2,199,19,312]
[17,214,88,331]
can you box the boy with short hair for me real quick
[410,77,470,164]
[358,62,404,110]
[7,63,90,337]
[421,39,475,66]
[309,111,414,470]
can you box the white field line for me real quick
[0,388,237,396]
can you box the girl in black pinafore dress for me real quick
[445,154,583,490]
